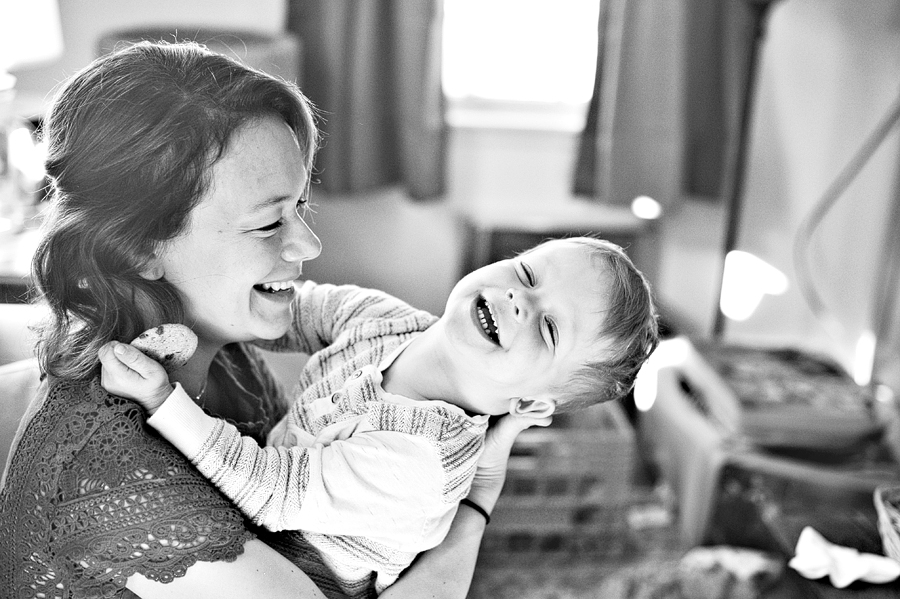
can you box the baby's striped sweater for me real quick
[149,281,488,598]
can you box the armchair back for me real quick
[0,303,44,482]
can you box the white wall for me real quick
[300,188,460,317]
[707,0,900,374]
[11,0,287,99]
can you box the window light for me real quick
[442,0,601,104]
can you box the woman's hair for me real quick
[32,41,319,381]
[542,236,660,413]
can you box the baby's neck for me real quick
[380,334,471,412]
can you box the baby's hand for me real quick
[99,341,174,415]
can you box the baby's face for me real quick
[440,240,612,414]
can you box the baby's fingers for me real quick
[99,342,147,397]
[110,342,163,378]
[99,341,136,376]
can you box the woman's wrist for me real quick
[464,472,505,515]
[459,498,491,525]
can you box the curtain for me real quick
[573,0,761,203]
[287,0,445,200]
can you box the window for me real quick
[442,0,601,105]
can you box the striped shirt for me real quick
[149,281,489,598]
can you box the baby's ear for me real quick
[139,255,164,281]
[508,396,555,419]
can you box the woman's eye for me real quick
[257,219,283,232]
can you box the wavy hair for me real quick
[32,41,319,381]
[539,237,660,413]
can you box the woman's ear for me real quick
[508,396,556,419]
[139,256,164,281]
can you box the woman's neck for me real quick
[170,340,220,401]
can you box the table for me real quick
[708,459,900,598]
[642,337,900,598]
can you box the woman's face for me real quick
[155,115,321,348]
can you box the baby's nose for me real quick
[506,288,527,321]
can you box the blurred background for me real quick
[5,1,900,595]
[7,0,900,382]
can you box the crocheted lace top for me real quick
[0,344,288,599]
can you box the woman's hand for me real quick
[467,413,551,515]
[98,341,174,415]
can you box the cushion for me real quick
[0,358,41,481]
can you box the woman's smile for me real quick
[159,116,321,345]
[253,279,299,304]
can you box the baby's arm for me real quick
[103,343,444,539]
[99,341,175,415]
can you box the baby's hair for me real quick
[530,236,659,412]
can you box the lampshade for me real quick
[0,0,64,84]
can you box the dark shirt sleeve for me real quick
[0,377,256,598]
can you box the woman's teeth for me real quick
[255,280,294,293]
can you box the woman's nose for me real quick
[282,215,322,264]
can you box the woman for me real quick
[0,41,539,598]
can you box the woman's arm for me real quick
[126,539,326,599]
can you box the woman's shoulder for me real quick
[0,375,255,597]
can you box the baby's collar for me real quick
[373,340,490,424]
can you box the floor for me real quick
[464,410,900,599]
[467,484,686,599]
[467,411,688,599]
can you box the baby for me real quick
[100,236,659,599]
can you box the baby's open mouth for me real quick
[475,296,500,345]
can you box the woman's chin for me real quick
[249,294,295,339]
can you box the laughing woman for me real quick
[0,41,533,599]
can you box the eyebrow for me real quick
[248,194,295,214]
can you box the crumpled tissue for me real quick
[789,526,900,588]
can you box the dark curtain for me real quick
[573,0,760,202]
[287,0,445,200]
[572,0,626,201]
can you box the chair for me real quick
[0,303,44,481]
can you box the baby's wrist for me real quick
[145,384,176,416]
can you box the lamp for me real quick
[0,0,63,232]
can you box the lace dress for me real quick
[0,344,289,598]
